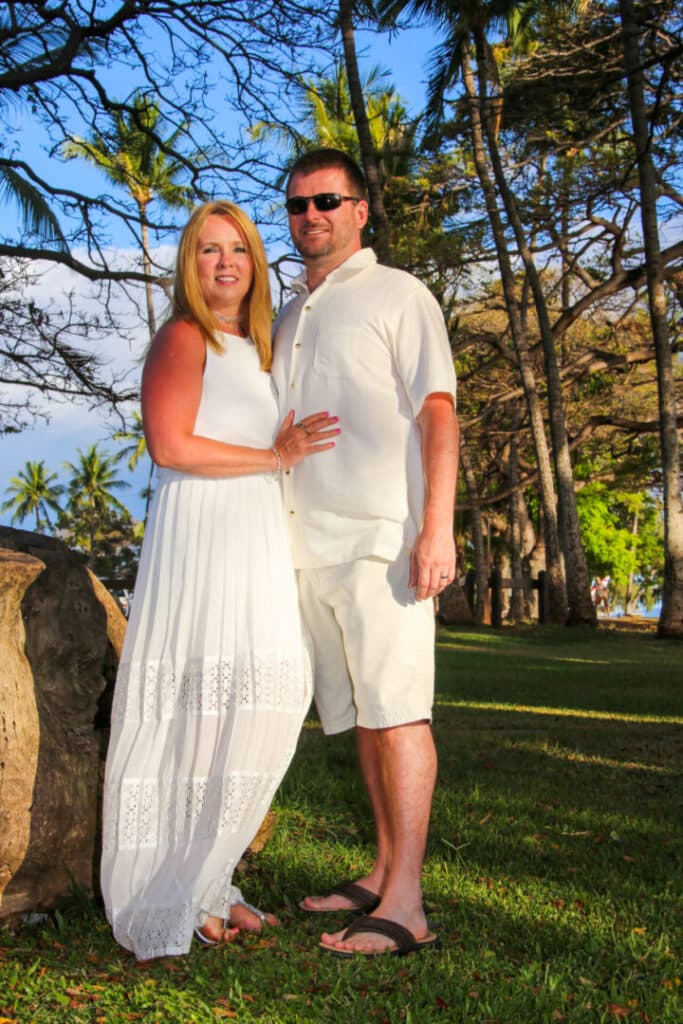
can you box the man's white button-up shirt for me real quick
[271,248,457,569]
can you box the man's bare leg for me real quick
[320,720,437,954]
[300,726,392,911]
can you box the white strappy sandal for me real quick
[194,886,271,945]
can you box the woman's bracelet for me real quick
[271,446,282,473]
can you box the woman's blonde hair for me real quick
[171,200,272,370]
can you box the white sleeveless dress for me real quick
[101,337,312,961]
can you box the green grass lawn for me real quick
[1,624,681,1023]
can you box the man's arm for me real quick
[410,392,460,601]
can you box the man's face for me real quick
[286,166,368,271]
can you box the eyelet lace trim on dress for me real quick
[110,653,312,722]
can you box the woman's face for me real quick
[195,214,253,315]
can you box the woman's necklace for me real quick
[214,311,244,325]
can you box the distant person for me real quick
[101,201,339,961]
[272,149,459,958]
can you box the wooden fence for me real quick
[464,567,550,626]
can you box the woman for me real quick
[101,201,338,960]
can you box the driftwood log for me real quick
[0,527,124,923]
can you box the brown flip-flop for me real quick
[319,915,440,958]
[298,880,381,914]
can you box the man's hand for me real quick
[409,525,456,601]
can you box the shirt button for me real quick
[285,469,292,475]
[289,510,295,516]
[294,342,302,348]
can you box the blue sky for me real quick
[1,23,437,523]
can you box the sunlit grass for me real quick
[438,697,683,725]
[1,624,681,1023]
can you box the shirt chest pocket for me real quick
[312,334,391,382]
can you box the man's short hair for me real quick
[286,148,368,201]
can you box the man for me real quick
[272,148,459,958]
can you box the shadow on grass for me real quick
[275,700,682,912]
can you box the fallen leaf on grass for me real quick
[579,977,595,988]
[212,1010,238,1019]
[65,988,99,1002]
[479,813,492,825]
[214,998,235,1009]
[434,997,449,1009]
[606,1003,631,1017]
[552,1012,567,1022]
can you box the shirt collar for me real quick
[291,248,377,296]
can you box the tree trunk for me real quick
[0,529,123,920]
[472,26,594,627]
[462,49,567,623]
[507,402,527,622]
[461,448,488,623]
[625,508,639,615]
[0,550,43,915]
[438,578,474,625]
[139,206,157,343]
[619,0,683,637]
[338,0,393,265]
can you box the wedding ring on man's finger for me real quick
[440,574,449,579]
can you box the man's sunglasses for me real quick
[285,193,361,215]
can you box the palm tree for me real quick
[62,93,198,340]
[2,460,63,532]
[114,410,154,527]
[256,59,419,266]
[619,0,683,638]
[0,165,68,250]
[63,444,130,566]
[377,0,599,624]
[338,0,394,264]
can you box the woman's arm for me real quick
[142,320,338,476]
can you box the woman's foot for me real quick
[229,901,278,933]
[195,915,239,945]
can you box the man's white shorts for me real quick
[296,553,435,735]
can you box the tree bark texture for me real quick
[0,551,43,913]
[0,528,125,922]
